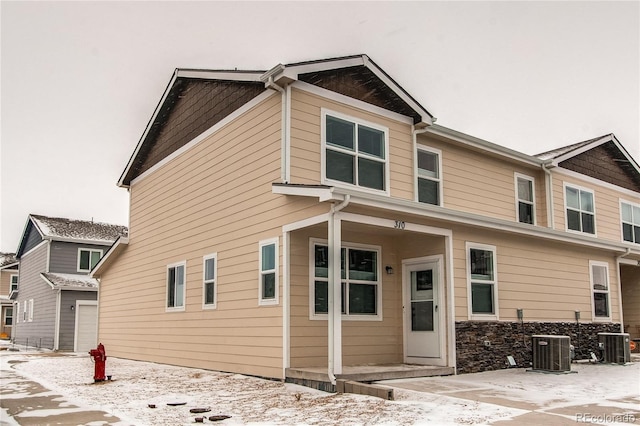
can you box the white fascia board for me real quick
[281,56,366,82]
[0,262,19,271]
[275,184,634,254]
[90,236,129,278]
[177,69,264,82]
[425,125,543,168]
[362,55,433,126]
[554,167,640,199]
[119,69,180,188]
[271,185,342,203]
[293,81,414,125]
[39,273,56,290]
[48,237,117,246]
[551,135,612,165]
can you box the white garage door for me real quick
[75,303,98,352]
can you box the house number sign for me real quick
[394,220,406,230]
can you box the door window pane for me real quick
[411,301,434,331]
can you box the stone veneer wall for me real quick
[455,321,621,374]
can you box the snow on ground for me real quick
[1,344,638,426]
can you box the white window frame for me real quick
[415,144,443,206]
[563,182,596,236]
[202,253,218,310]
[309,238,383,321]
[258,238,279,306]
[77,248,104,272]
[166,261,187,312]
[28,299,34,322]
[15,302,19,324]
[321,108,390,196]
[589,260,611,321]
[514,173,536,225]
[466,242,499,321]
[10,274,18,292]
[620,199,640,245]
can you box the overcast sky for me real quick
[1,1,638,252]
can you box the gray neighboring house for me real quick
[1,253,18,339]
[12,214,127,351]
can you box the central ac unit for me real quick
[532,335,571,372]
[598,333,631,364]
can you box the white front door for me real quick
[404,258,441,361]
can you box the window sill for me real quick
[592,316,612,322]
[469,314,499,321]
[258,299,279,307]
[165,307,185,313]
[202,304,217,310]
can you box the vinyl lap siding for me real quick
[13,243,57,348]
[452,225,621,322]
[288,88,414,200]
[59,291,97,350]
[49,241,108,274]
[98,94,289,378]
[552,172,640,242]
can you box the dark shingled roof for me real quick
[30,214,128,244]
[0,253,17,268]
[41,272,99,290]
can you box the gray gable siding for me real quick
[21,222,44,256]
[13,242,56,349]
[49,241,108,274]
[59,291,97,351]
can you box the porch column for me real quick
[328,212,342,379]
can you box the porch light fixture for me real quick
[70,305,75,311]
[385,266,394,275]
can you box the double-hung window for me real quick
[515,174,535,224]
[322,110,388,192]
[590,261,610,320]
[78,248,103,272]
[202,253,217,309]
[417,146,442,206]
[166,262,186,311]
[565,184,595,234]
[311,239,381,320]
[259,238,278,305]
[10,275,18,292]
[467,243,498,319]
[621,201,640,244]
[28,299,34,322]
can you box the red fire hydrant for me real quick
[89,343,107,382]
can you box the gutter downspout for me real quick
[542,163,555,229]
[328,195,350,384]
[616,248,631,333]
[265,76,289,183]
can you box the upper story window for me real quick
[515,173,535,224]
[10,275,18,292]
[322,109,389,193]
[167,261,186,311]
[310,239,381,320]
[259,238,278,306]
[621,201,640,244]
[590,261,610,320]
[466,242,498,320]
[202,253,217,309]
[564,184,595,234]
[417,145,442,206]
[78,248,103,272]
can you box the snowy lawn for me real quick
[2,348,639,425]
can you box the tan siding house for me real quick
[94,55,640,386]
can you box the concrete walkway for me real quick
[377,361,640,425]
[1,357,127,426]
